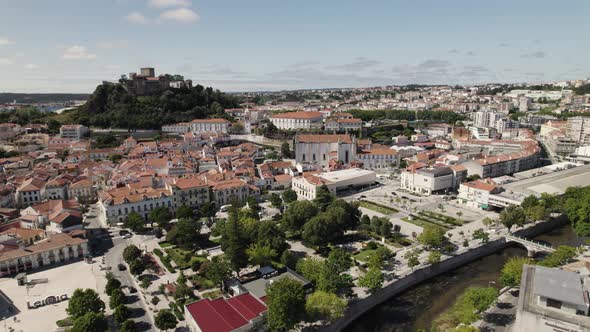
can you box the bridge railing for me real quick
[505,234,554,249]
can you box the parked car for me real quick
[119,230,130,236]
[128,286,137,294]
[123,233,132,239]
[117,264,126,271]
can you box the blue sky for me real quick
[0,0,589,93]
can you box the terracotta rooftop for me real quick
[271,111,323,119]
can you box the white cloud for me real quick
[159,8,199,23]
[62,46,97,60]
[0,58,14,65]
[24,64,38,70]
[97,40,129,49]
[148,0,191,8]
[125,12,149,24]
[0,37,14,46]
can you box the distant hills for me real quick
[0,93,90,104]
[55,83,239,129]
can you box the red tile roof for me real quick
[185,293,266,332]
[271,111,323,119]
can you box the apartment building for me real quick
[210,179,253,207]
[59,125,89,139]
[567,117,590,145]
[324,118,362,132]
[167,177,210,209]
[356,148,399,169]
[270,111,323,130]
[0,232,88,277]
[15,177,46,207]
[98,186,173,224]
[190,119,230,134]
[162,122,191,134]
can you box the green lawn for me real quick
[401,216,451,230]
[354,248,378,262]
[201,289,223,299]
[165,248,207,270]
[359,200,399,215]
[158,241,173,248]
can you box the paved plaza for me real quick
[0,259,107,332]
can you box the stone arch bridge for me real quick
[504,234,555,257]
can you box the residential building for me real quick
[167,177,209,209]
[15,177,46,207]
[210,179,253,207]
[567,117,590,145]
[324,118,362,132]
[98,186,173,224]
[67,178,96,202]
[0,232,88,277]
[270,111,323,130]
[356,148,399,169]
[190,119,230,134]
[59,125,89,139]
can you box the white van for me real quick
[219,205,232,212]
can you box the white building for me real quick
[60,125,89,139]
[162,122,191,134]
[270,111,323,130]
[292,168,376,200]
[400,166,455,195]
[356,148,399,169]
[98,186,173,224]
[294,134,356,169]
[190,119,230,134]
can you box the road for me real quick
[95,230,155,331]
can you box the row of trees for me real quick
[350,109,465,124]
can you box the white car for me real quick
[123,233,132,239]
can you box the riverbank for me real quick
[324,217,569,332]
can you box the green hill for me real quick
[58,82,239,129]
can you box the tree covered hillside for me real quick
[62,83,239,129]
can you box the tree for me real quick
[500,257,532,287]
[305,291,347,321]
[206,256,232,289]
[302,213,339,248]
[70,312,108,332]
[280,250,299,269]
[105,278,121,296]
[500,205,527,232]
[358,268,384,293]
[462,287,499,313]
[149,206,172,228]
[427,250,441,264]
[67,289,105,319]
[247,243,277,267]
[47,119,61,133]
[122,245,142,264]
[124,212,144,232]
[199,202,217,218]
[473,228,489,243]
[166,218,202,250]
[269,193,282,208]
[109,289,126,309]
[417,225,446,249]
[314,185,334,211]
[113,305,131,324]
[129,259,147,276]
[281,200,318,233]
[176,205,194,220]
[526,205,547,222]
[280,142,292,158]
[221,207,248,275]
[405,249,420,270]
[327,248,353,274]
[482,217,495,229]
[281,189,298,204]
[539,245,577,267]
[155,309,178,331]
[266,277,306,332]
[119,320,138,332]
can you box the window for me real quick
[313,153,316,161]
[302,153,306,161]
[546,298,562,309]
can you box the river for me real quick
[344,224,582,332]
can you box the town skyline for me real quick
[1,0,590,93]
